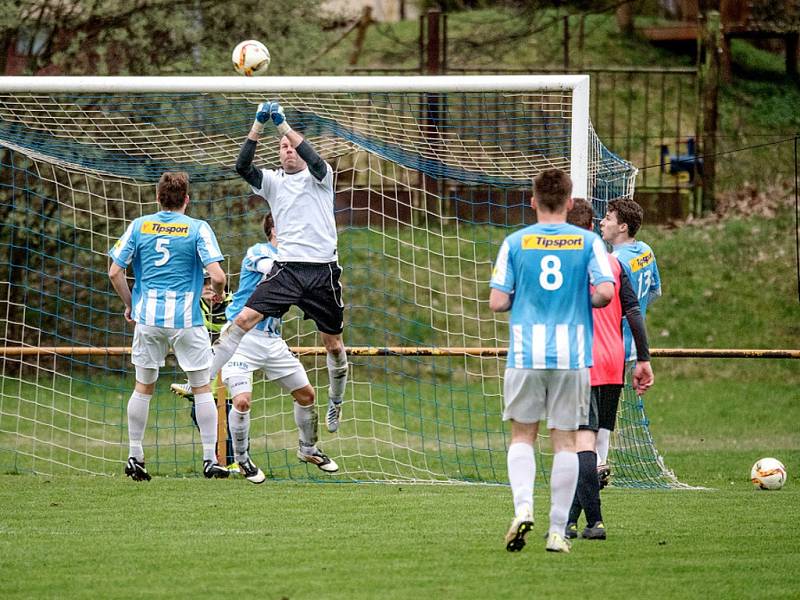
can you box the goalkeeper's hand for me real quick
[252,101,271,135]
[268,101,292,136]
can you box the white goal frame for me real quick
[0,75,591,198]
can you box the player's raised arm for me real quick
[235,103,269,188]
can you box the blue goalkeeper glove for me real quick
[268,101,292,136]
[252,101,271,134]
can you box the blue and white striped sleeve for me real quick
[587,235,614,286]
[196,221,224,265]
[109,221,137,267]
[490,239,514,293]
[245,245,276,275]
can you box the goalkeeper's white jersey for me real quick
[252,164,337,263]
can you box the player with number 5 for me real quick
[489,168,615,554]
[108,171,229,482]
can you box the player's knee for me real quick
[225,375,252,401]
[232,393,252,412]
[293,385,315,406]
[135,366,159,387]
[234,308,262,331]
[186,368,210,389]
[550,428,577,453]
[322,335,345,356]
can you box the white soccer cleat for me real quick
[545,531,572,553]
[297,447,339,473]
[238,457,266,484]
[170,382,194,401]
[326,398,342,433]
[505,505,534,552]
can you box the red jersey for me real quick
[590,255,625,385]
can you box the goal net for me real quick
[0,76,683,487]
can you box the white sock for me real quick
[209,323,247,381]
[193,392,218,462]
[596,428,611,464]
[507,442,535,518]
[228,407,250,463]
[549,451,579,536]
[294,402,318,450]
[326,351,348,402]
[127,391,151,461]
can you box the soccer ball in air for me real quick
[232,40,270,76]
[750,457,787,490]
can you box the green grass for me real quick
[1,463,799,599]
[643,209,800,362]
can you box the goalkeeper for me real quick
[207,101,349,458]
[173,214,339,481]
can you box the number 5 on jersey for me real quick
[154,238,171,266]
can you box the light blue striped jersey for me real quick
[109,211,223,328]
[491,222,614,370]
[226,242,282,337]
[613,240,661,361]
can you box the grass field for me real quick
[2,351,798,598]
[2,202,798,596]
[1,451,798,599]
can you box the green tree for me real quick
[0,0,332,75]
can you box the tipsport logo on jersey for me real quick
[140,222,190,236]
[521,234,584,251]
[628,250,654,272]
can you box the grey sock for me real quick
[229,407,250,463]
[294,402,318,448]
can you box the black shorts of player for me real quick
[579,384,623,432]
[245,261,344,335]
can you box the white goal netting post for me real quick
[0,75,683,487]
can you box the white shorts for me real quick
[131,324,212,372]
[502,368,590,431]
[220,328,308,393]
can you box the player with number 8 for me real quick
[489,168,615,554]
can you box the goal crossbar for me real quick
[0,75,590,94]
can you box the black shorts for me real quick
[245,261,344,335]
[579,384,623,432]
